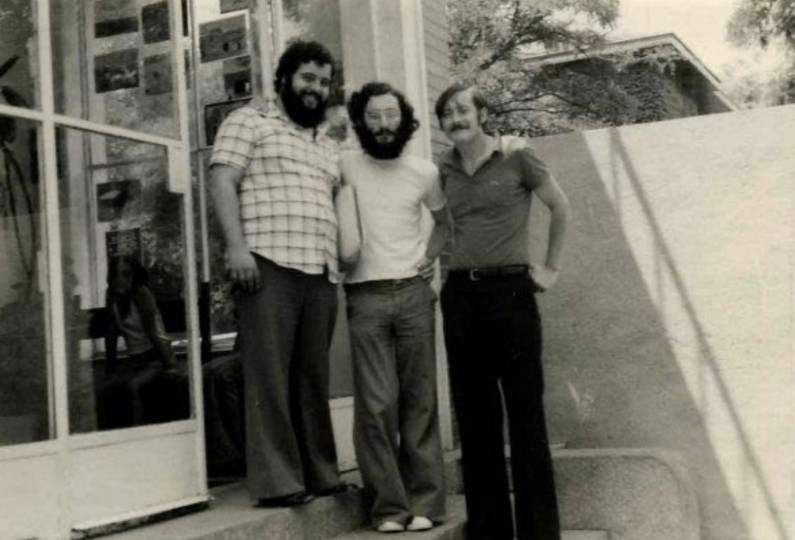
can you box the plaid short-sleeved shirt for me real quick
[210,100,341,282]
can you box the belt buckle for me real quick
[469,269,483,281]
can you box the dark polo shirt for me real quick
[439,136,551,270]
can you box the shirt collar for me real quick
[442,134,504,170]
[248,96,276,116]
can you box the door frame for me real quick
[0,0,205,537]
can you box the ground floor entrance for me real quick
[0,1,450,538]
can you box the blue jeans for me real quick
[345,276,446,525]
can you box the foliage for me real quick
[728,0,795,50]
[449,0,618,70]
[727,0,795,105]
[723,60,795,108]
[447,0,686,134]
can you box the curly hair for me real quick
[274,40,335,93]
[347,82,419,158]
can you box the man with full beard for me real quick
[342,82,448,533]
[210,41,347,507]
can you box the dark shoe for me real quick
[314,481,360,497]
[255,491,316,508]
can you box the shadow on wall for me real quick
[533,119,792,540]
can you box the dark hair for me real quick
[347,81,419,137]
[107,256,148,291]
[274,40,335,93]
[107,256,149,319]
[434,82,489,125]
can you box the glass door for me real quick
[0,0,205,537]
[0,1,65,538]
[50,0,205,533]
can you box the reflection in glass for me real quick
[0,0,39,112]
[50,0,180,138]
[0,115,50,446]
[56,127,192,433]
[192,1,263,149]
[196,151,236,337]
[281,0,342,61]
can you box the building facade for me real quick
[0,1,452,538]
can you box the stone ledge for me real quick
[444,447,699,540]
[104,484,366,540]
[554,448,699,540]
[333,496,606,540]
[106,448,696,540]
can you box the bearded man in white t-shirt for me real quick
[342,82,449,533]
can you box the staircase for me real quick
[103,448,698,540]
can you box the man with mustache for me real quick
[210,41,346,507]
[435,83,571,540]
[342,82,448,533]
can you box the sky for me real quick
[609,0,785,79]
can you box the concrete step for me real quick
[105,447,695,540]
[331,495,606,540]
[564,533,608,540]
[444,448,699,540]
[103,482,366,540]
[102,481,606,540]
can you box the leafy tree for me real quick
[727,0,795,105]
[447,0,683,135]
[728,0,795,50]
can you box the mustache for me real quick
[299,89,322,103]
[373,128,396,137]
[448,122,469,131]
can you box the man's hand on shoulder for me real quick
[529,263,559,293]
[226,246,260,292]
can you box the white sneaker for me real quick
[407,516,434,531]
[377,520,405,533]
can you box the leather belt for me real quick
[448,265,529,282]
[344,275,422,291]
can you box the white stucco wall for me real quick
[530,104,795,540]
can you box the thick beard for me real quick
[356,124,414,160]
[280,83,327,128]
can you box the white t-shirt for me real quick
[341,151,446,283]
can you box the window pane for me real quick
[55,127,192,433]
[50,0,181,138]
[192,1,266,149]
[0,115,50,445]
[281,0,342,63]
[0,0,40,112]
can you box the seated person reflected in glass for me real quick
[102,256,176,427]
